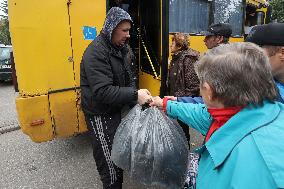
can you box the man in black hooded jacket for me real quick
[80,7,151,189]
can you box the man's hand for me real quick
[137,89,152,105]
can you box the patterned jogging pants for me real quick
[85,112,123,189]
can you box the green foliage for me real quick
[0,19,11,45]
[270,0,284,23]
[0,0,11,45]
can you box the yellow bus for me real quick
[9,0,269,142]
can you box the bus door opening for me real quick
[139,0,161,78]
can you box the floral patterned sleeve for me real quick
[175,54,200,97]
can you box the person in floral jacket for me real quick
[167,33,200,145]
[167,33,200,97]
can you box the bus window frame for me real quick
[169,0,245,37]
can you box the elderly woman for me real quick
[168,33,200,97]
[167,33,200,145]
[151,42,284,189]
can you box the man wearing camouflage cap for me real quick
[246,23,284,102]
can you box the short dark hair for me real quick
[262,45,282,57]
[196,42,278,106]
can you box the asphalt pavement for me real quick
[0,81,20,134]
[0,129,166,189]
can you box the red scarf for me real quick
[205,107,243,142]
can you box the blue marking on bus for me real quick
[83,26,97,40]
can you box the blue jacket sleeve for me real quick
[177,96,204,104]
[166,100,212,135]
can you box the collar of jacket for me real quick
[172,51,183,60]
[275,80,284,102]
[199,100,281,169]
[172,49,199,60]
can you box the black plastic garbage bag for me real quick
[111,105,189,189]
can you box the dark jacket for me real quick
[80,7,136,115]
[167,49,200,97]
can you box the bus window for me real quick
[213,0,244,37]
[169,0,210,34]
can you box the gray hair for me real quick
[196,42,278,106]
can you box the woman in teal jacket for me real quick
[151,42,284,189]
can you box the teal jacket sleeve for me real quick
[166,100,212,136]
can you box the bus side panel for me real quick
[189,36,208,53]
[78,103,88,133]
[16,96,54,142]
[49,91,79,137]
[8,0,75,95]
[229,37,244,43]
[68,0,106,133]
[139,72,161,97]
[68,0,106,86]
[9,0,81,141]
